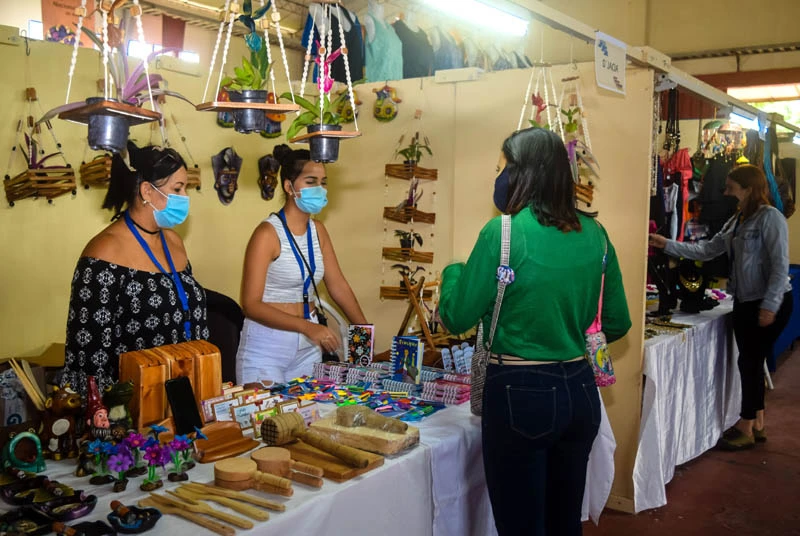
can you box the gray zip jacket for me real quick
[664,205,790,312]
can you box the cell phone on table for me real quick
[164,376,203,435]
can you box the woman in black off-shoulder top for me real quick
[62,142,209,397]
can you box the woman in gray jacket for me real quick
[650,164,792,450]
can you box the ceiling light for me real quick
[422,0,530,36]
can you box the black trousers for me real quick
[732,291,792,419]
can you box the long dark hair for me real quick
[273,144,312,198]
[728,164,770,219]
[103,141,186,220]
[502,127,580,232]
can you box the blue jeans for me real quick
[481,360,600,536]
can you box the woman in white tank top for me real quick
[236,145,367,384]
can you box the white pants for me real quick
[236,313,322,384]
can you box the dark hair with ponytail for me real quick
[102,141,186,220]
[272,144,312,199]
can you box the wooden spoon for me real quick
[163,491,254,529]
[138,497,234,536]
[173,487,270,522]
[182,482,286,512]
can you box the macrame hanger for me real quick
[65,0,88,104]
[336,3,359,133]
[214,7,238,106]
[271,0,295,104]
[202,0,231,103]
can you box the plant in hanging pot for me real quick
[280,90,350,163]
[220,34,272,133]
[394,230,423,250]
[391,264,426,288]
[395,132,433,166]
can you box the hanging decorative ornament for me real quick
[373,84,401,123]
[335,86,361,124]
[282,1,362,163]
[516,62,564,138]
[37,0,191,154]
[197,0,300,133]
[79,154,112,189]
[260,92,285,138]
[258,153,280,200]
[212,147,242,205]
[558,70,599,212]
[3,87,77,206]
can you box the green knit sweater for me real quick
[440,209,631,361]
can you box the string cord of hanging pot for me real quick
[123,211,192,340]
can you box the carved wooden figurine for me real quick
[41,387,82,460]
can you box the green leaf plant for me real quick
[220,34,271,92]
[279,91,349,141]
[395,132,433,164]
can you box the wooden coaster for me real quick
[214,457,257,482]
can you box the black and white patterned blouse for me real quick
[62,256,210,397]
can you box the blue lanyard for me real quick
[124,212,192,341]
[278,209,316,319]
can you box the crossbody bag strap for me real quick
[486,214,511,350]
[593,219,608,328]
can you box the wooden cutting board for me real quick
[309,418,419,456]
[283,440,383,482]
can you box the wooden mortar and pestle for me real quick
[214,457,295,497]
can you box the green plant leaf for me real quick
[285,110,317,140]
[281,93,318,115]
[220,76,233,88]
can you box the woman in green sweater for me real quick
[439,128,631,536]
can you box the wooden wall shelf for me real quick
[382,247,434,264]
[385,164,438,181]
[379,286,434,300]
[79,156,112,189]
[186,167,202,191]
[382,206,436,224]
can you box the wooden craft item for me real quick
[260,412,305,446]
[383,205,436,224]
[283,439,384,483]
[4,167,77,205]
[385,163,438,181]
[381,247,434,264]
[296,430,372,469]
[79,156,112,188]
[164,490,253,529]
[119,340,222,429]
[138,495,233,536]
[193,421,260,463]
[251,447,324,488]
[310,417,420,456]
[181,482,285,512]
[335,405,408,433]
[172,486,270,521]
[214,457,294,497]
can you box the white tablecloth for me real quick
[634,301,741,512]
[14,403,616,534]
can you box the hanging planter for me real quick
[37,2,194,153]
[308,123,342,163]
[196,1,299,130]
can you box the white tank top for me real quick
[262,213,325,303]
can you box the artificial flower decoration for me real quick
[315,42,342,95]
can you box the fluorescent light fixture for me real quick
[179,50,200,64]
[27,20,43,40]
[422,0,530,36]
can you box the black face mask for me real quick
[493,167,510,213]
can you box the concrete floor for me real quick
[583,347,800,536]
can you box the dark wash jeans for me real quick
[732,291,792,419]
[481,360,600,536]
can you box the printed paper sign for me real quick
[595,31,626,95]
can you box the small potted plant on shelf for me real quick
[220,33,271,133]
[395,230,423,250]
[391,264,426,288]
[395,132,433,166]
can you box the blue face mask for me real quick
[151,187,190,228]
[293,185,328,215]
[493,167,510,213]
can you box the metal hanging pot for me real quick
[228,89,268,133]
[308,124,342,163]
[86,97,129,154]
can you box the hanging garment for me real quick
[364,13,403,82]
[392,20,434,79]
[664,148,693,242]
[698,155,738,278]
[432,28,464,71]
[463,37,489,71]
[301,8,365,84]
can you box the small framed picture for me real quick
[231,403,259,429]
[213,398,240,422]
